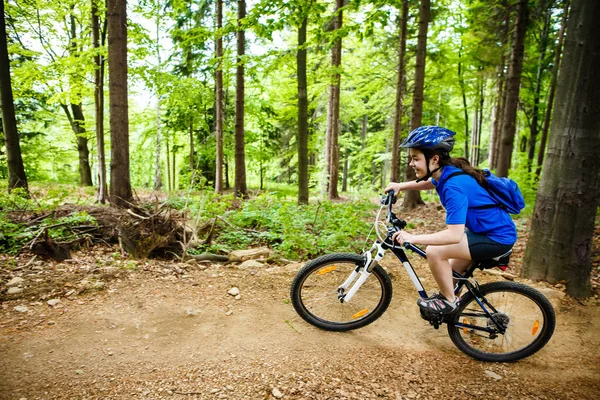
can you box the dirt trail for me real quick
[1,253,599,400]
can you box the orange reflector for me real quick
[317,266,337,275]
[462,318,469,334]
[532,320,540,336]
[352,309,369,319]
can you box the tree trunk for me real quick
[0,0,28,194]
[390,0,408,183]
[92,0,108,203]
[403,0,430,209]
[165,135,171,191]
[172,145,176,191]
[458,47,469,160]
[67,12,93,187]
[297,13,309,205]
[476,80,484,166]
[215,0,224,193]
[522,0,600,298]
[154,96,163,190]
[154,16,162,191]
[189,119,194,171]
[342,147,349,192]
[496,0,528,177]
[527,3,551,172]
[326,0,343,200]
[490,3,510,171]
[234,0,248,198]
[536,0,569,179]
[107,0,133,207]
[72,105,93,186]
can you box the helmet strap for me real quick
[416,154,442,183]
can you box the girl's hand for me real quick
[384,182,402,194]
[392,230,414,245]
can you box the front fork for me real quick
[337,242,386,303]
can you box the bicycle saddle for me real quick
[476,249,512,271]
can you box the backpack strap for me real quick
[444,170,503,210]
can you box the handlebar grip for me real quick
[403,242,410,248]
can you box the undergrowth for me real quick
[185,193,375,260]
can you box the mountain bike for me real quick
[290,191,556,362]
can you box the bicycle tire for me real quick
[447,281,556,362]
[290,253,393,331]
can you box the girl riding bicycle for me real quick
[385,126,516,315]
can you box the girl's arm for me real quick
[393,224,465,246]
[385,179,435,193]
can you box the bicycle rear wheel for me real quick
[448,281,555,362]
[290,253,392,331]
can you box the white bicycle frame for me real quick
[337,240,427,303]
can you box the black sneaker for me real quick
[417,293,460,314]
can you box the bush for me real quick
[192,194,374,260]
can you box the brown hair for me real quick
[423,149,488,186]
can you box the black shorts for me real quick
[466,231,513,260]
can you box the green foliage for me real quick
[189,193,374,260]
[0,211,97,254]
[507,153,539,217]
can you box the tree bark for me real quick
[458,46,469,160]
[189,119,194,171]
[496,0,528,177]
[92,0,108,203]
[297,12,309,205]
[536,0,569,179]
[527,2,551,172]
[154,15,162,191]
[107,0,133,207]
[234,0,248,198]
[490,1,511,171]
[67,12,93,186]
[390,0,408,183]
[403,0,429,209]
[0,0,28,193]
[522,0,600,298]
[165,135,171,191]
[326,0,343,200]
[215,0,224,194]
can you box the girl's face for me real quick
[408,149,428,179]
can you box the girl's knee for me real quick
[426,245,443,260]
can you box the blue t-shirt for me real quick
[430,165,517,245]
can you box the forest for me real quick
[1,0,599,298]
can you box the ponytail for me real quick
[442,157,487,186]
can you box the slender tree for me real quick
[489,2,510,171]
[496,0,528,177]
[234,0,248,198]
[390,0,408,183]
[215,0,224,194]
[297,4,309,204]
[107,0,133,207]
[536,0,569,179]
[522,0,600,297]
[92,0,108,203]
[66,9,93,186]
[154,11,163,191]
[326,0,344,200]
[525,0,552,172]
[0,0,28,194]
[403,0,430,209]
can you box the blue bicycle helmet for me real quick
[400,126,456,182]
[400,126,456,152]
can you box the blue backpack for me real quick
[446,169,525,214]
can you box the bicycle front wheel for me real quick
[448,281,556,362]
[290,253,393,331]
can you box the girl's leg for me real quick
[425,235,471,302]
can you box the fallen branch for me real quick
[188,253,229,262]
